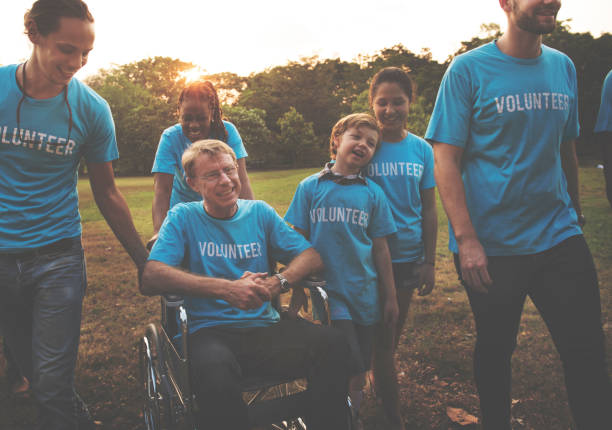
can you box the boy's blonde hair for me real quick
[182,139,237,178]
[329,113,381,159]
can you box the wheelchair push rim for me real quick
[140,324,162,430]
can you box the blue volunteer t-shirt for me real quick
[425,42,581,256]
[0,64,118,251]
[152,121,247,207]
[149,199,311,333]
[367,134,435,263]
[284,174,396,325]
[595,70,612,133]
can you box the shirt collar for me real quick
[317,162,367,185]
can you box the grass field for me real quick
[0,167,610,429]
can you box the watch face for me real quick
[276,273,290,292]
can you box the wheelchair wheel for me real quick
[271,419,307,430]
[140,323,162,430]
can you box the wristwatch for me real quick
[274,273,291,293]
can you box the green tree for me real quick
[86,57,194,175]
[405,96,431,137]
[204,72,248,105]
[88,74,166,175]
[351,89,370,114]
[223,106,274,167]
[277,107,321,167]
[240,57,368,139]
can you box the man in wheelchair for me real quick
[141,139,351,429]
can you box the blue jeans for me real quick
[0,237,86,430]
[455,235,612,429]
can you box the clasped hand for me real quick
[223,271,282,310]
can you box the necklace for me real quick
[15,61,73,146]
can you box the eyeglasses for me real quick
[196,165,238,183]
[16,61,73,148]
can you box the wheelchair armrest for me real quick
[162,294,184,308]
[302,276,331,326]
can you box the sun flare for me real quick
[180,66,207,83]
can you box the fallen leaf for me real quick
[447,406,479,426]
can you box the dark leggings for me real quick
[455,235,612,430]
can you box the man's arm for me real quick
[87,161,148,272]
[419,187,438,296]
[560,139,585,225]
[597,132,612,208]
[259,247,323,298]
[237,158,254,200]
[372,236,399,331]
[141,260,272,310]
[432,142,491,293]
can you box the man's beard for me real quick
[512,2,559,35]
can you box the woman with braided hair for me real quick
[149,81,254,247]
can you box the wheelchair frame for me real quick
[139,278,337,430]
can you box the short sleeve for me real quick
[152,129,178,174]
[562,60,580,141]
[82,99,119,163]
[284,180,312,234]
[263,202,311,265]
[149,205,187,266]
[420,142,436,190]
[425,59,473,148]
[225,121,248,159]
[367,187,397,239]
[595,71,612,133]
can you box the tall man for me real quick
[595,69,612,208]
[425,1,612,428]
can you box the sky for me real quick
[2,0,611,79]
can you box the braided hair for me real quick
[178,81,228,142]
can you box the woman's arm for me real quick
[237,158,254,199]
[150,172,174,246]
[418,187,438,296]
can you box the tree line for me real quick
[84,22,612,175]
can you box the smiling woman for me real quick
[148,80,254,248]
[0,1,148,429]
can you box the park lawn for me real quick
[1,166,610,429]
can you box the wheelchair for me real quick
[138,276,348,430]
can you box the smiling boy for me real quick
[285,113,399,426]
